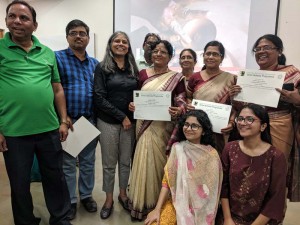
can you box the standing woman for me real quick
[187,41,236,153]
[179,48,197,84]
[229,34,300,201]
[219,104,287,225]
[128,40,186,220]
[93,31,139,219]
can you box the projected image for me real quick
[126,0,250,71]
[115,0,278,72]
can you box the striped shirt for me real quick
[55,48,99,119]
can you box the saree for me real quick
[190,71,235,104]
[129,70,186,219]
[161,141,222,225]
[278,65,300,202]
[187,71,236,153]
[267,65,300,158]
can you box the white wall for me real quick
[0,0,8,29]
[0,0,299,66]
[277,0,300,69]
[0,0,113,60]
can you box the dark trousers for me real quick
[3,130,71,225]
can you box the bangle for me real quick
[60,121,70,128]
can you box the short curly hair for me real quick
[177,110,215,147]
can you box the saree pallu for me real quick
[192,71,235,153]
[166,141,222,225]
[268,65,300,201]
[192,71,235,104]
[129,71,186,219]
[289,111,300,201]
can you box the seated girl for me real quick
[145,110,223,225]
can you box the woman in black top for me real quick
[93,31,139,219]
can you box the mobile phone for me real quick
[282,83,294,91]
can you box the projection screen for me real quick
[114,0,280,72]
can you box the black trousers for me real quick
[3,130,71,225]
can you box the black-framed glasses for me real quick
[235,116,260,125]
[253,45,278,52]
[203,51,222,57]
[183,122,202,131]
[68,31,88,37]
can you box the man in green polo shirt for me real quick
[0,1,72,224]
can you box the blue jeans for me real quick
[63,119,98,204]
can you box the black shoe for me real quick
[118,195,129,211]
[131,216,143,222]
[81,197,97,213]
[100,201,114,219]
[67,203,77,220]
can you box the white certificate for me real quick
[134,91,171,121]
[62,116,100,158]
[234,69,285,107]
[192,100,232,134]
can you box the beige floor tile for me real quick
[0,145,299,225]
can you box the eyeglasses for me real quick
[183,122,202,131]
[253,45,278,52]
[235,116,260,125]
[145,41,156,46]
[203,52,222,57]
[68,31,88,37]
[152,50,168,56]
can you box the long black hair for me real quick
[177,110,215,147]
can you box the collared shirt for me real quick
[0,32,60,136]
[55,48,99,119]
[135,55,153,71]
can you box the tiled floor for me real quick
[0,145,299,225]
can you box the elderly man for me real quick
[135,33,161,70]
[0,1,71,224]
[55,19,99,220]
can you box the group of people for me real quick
[1,1,300,225]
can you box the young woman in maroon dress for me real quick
[219,104,287,225]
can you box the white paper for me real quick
[134,91,171,121]
[62,117,100,158]
[192,100,232,134]
[234,69,285,107]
